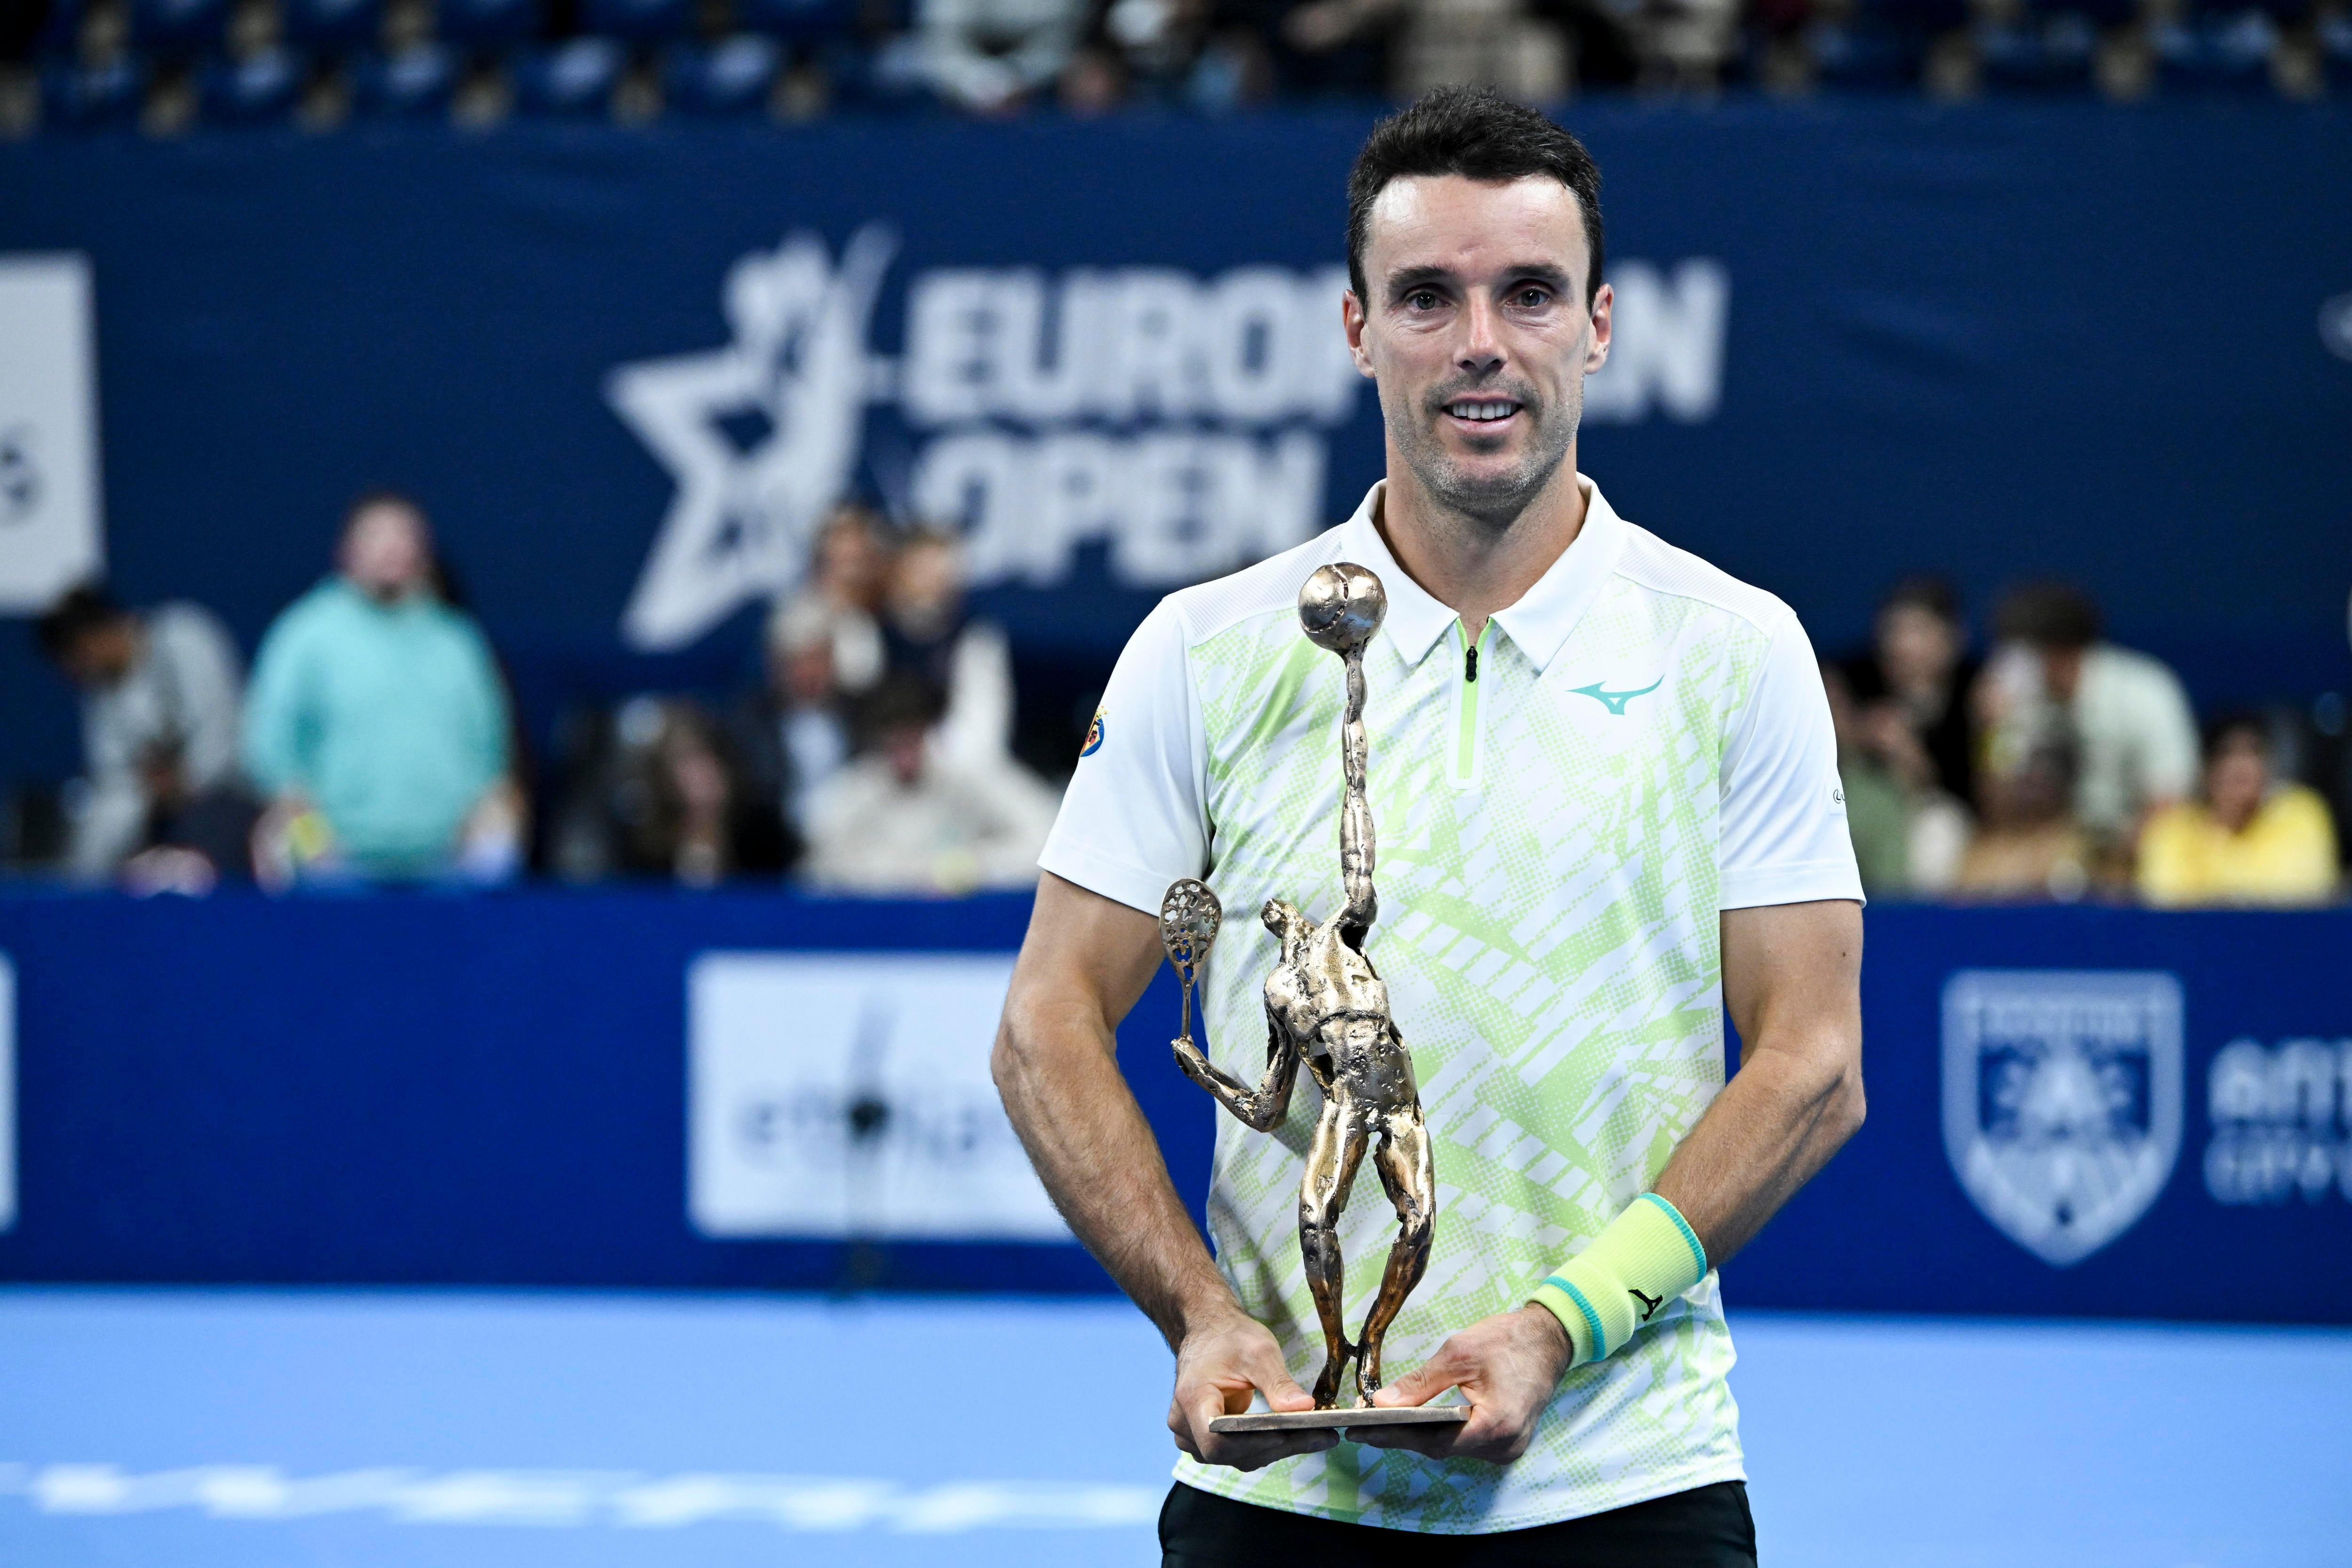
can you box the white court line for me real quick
[0,1464,1160,1533]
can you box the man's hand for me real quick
[1168,1306,1339,1472]
[1352,1305,1571,1463]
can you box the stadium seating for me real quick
[2153,8,2280,91]
[665,33,785,114]
[349,43,461,117]
[31,0,87,57]
[41,55,147,127]
[279,0,385,52]
[434,0,544,48]
[127,0,233,56]
[2,0,2342,133]
[509,36,624,114]
[581,0,697,43]
[1975,11,2098,92]
[734,0,859,42]
[198,45,307,121]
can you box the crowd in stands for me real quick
[1825,574,2341,907]
[32,493,1059,897]
[25,490,2348,905]
[2,0,2346,137]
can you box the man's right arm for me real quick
[993,871,1336,1472]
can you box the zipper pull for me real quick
[1465,644,1479,683]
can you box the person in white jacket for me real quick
[803,672,1055,895]
[36,585,247,882]
[1988,581,2198,855]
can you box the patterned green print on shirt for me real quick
[1176,578,1771,1533]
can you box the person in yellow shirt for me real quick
[2138,715,2340,907]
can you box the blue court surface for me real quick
[0,1289,2345,1567]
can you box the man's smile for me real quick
[1442,397,1525,431]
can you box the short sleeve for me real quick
[1718,608,1866,910]
[2137,660,2200,803]
[1037,600,1209,915]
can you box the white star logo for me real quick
[605,225,897,650]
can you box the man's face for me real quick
[340,503,432,603]
[2206,735,2268,828]
[1346,174,1611,529]
[60,620,138,687]
[1877,604,1960,695]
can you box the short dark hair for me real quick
[853,671,946,748]
[1346,86,1605,306]
[1994,581,2102,651]
[34,583,127,661]
[2201,710,2267,762]
[1880,573,1961,625]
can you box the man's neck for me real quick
[1372,447,1589,643]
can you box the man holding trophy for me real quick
[994,85,1866,1564]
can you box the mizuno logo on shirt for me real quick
[1570,677,1664,715]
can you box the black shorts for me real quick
[1160,1477,1757,1568]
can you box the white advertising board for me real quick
[688,952,1069,1242]
[0,255,104,611]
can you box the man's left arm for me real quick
[1364,606,1864,1462]
[1654,899,1863,1265]
[1360,899,1861,1461]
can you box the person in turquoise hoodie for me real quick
[243,493,521,884]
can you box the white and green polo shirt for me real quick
[1039,476,1862,1534]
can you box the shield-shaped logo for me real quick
[1942,970,2183,1267]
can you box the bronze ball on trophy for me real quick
[1298,562,1386,655]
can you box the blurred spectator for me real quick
[1956,714,2092,901]
[1058,39,1129,109]
[2137,715,2339,908]
[242,492,523,886]
[882,528,1018,772]
[781,502,887,697]
[1097,0,1273,108]
[1823,659,1970,894]
[1985,581,2197,860]
[1270,0,1401,93]
[34,584,253,884]
[1843,574,1981,810]
[1394,0,1570,101]
[607,698,787,886]
[914,0,1087,109]
[804,672,1056,894]
[729,592,855,846]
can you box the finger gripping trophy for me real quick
[1161,563,1437,1413]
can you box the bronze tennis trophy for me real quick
[1160,562,1465,1437]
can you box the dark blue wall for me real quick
[4,103,2352,793]
[0,890,2346,1322]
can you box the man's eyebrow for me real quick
[1383,265,1456,298]
[1383,261,1577,297]
[1503,262,1575,291]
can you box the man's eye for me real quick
[1407,291,1440,310]
[1515,288,1550,308]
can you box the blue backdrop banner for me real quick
[0,891,2345,1322]
[4,103,2352,789]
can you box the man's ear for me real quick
[1343,290,1375,378]
[1584,281,1614,376]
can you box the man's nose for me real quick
[1457,293,1506,376]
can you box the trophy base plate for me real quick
[1209,1406,1470,1434]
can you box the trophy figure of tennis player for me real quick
[1159,563,1458,1433]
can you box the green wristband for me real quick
[1529,1193,1708,1368]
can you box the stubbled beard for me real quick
[1389,378,1581,533]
